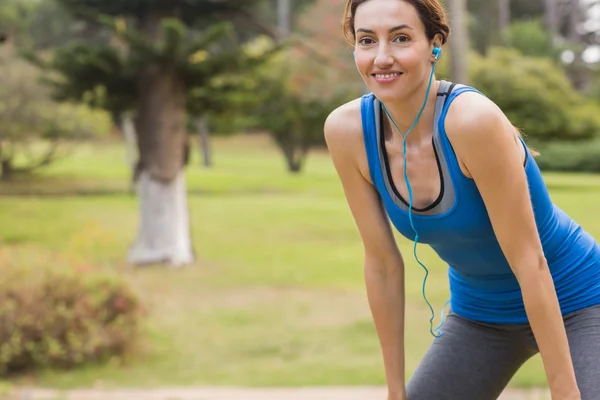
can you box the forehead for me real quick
[354,0,423,32]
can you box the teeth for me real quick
[375,72,401,79]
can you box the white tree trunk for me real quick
[121,114,137,172]
[127,170,194,267]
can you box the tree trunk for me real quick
[121,114,137,174]
[276,133,305,173]
[448,0,469,84]
[0,159,12,181]
[277,0,291,40]
[565,0,591,93]
[196,115,212,168]
[568,0,580,42]
[127,169,193,267]
[128,11,194,267]
[469,0,498,55]
[498,0,511,44]
[544,0,559,38]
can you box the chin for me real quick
[370,87,405,104]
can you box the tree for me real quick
[38,0,275,267]
[448,0,469,83]
[505,18,563,59]
[467,0,546,55]
[544,0,560,37]
[249,54,351,172]
[247,0,361,172]
[470,47,600,142]
[0,0,35,46]
[0,43,111,180]
[498,0,511,43]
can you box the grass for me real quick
[1,134,600,390]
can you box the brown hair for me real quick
[342,0,450,46]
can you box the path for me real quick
[10,387,551,400]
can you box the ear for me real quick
[431,35,443,61]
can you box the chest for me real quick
[383,139,442,211]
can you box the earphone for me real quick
[432,45,441,61]
[378,44,450,338]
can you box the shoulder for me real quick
[444,88,509,141]
[324,97,364,144]
[324,96,373,182]
[444,88,519,155]
[443,87,524,176]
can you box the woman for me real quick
[324,0,600,399]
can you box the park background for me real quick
[1,0,600,398]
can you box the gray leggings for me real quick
[407,305,600,399]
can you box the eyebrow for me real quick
[356,24,413,34]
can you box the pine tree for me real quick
[40,0,275,266]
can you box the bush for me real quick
[0,267,142,375]
[533,138,600,173]
[504,18,562,60]
[469,48,600,142]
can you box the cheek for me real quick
[354,55,370,75]
[398,49,424,67]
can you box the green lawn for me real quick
[1,135,599,390]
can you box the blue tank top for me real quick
[360,81,600,324]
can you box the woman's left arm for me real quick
[445,92,580,400]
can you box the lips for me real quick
[372,71,403,83]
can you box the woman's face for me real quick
[353,0,436,103]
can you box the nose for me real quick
[374,44,394,68]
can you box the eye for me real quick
[358,37,375,46]
[393,34,410,43]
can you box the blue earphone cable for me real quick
[380,58,450,338]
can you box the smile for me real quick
[374,72,402,79]
[372,72,403,83]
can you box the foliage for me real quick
[504,18,564,60]
[250,71,348,172]
[0,0,106,51]
[241,0,363,173]
[0,0,37,47]
[534,138,600,173]
[38,1,279,123]
[292,0,364,100]
[0,45,112,179]
[0,265,142,375]
[470,47,600,141]
[245,35,356,173]
[58,0,264,28]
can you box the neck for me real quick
[381,77,440,146]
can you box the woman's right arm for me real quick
[324,102,406,399]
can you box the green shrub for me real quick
[0,267,142,375]
[504,18,562,60]
[470,48,600,142]
[533,138,600,173]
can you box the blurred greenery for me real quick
[0,44,112,179]
[470,47,600,142]
[534,137,600,173]
[2,135,600,388]
[504,18,564,60]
